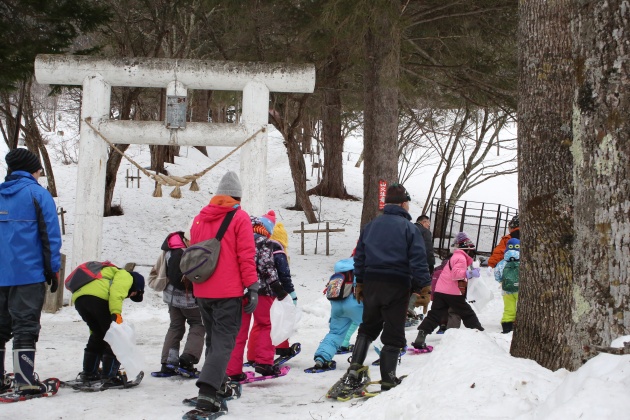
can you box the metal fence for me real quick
[427,198,518,257]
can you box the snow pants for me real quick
[419,292,483,334]
[226,295,274,375]
[74,295,116,358]
[314,296,363,362]
[161,305,205,364]
[501,293,518,323]
[0,282,46,346]
[196,297,242,393]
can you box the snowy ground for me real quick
[2,131,629,419]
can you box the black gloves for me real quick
[243,283,260,314]
[270,281,289,301]
[45,271,59,293]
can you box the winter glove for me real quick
[111,313,123,324]
[289,291,298,306]
[45,271,59,293]
[466,268,481,279]
[243,283,260,314]
[270,281,289,301]
[415,286,431,307]
[354,283,364,304]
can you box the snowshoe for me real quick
[336,344,354,355]
[362,375,408,398]
[0,378,60,403]
[0,373,14,393]
[69,370,144,392]
[183,396,228,420]
[151,364,179,378]
[326,365,370,402]
[273,342,301,366]
[407,345,433,355]
[240,365,290,384]
[183,381,242,407]
[304,360,336,373]
[371,345,406,366]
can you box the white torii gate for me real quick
[34,55,315,269]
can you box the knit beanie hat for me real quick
[509,214,519,229]
[270,222,288,250]
[260,210,276,235]
[507,237,521,250]
[384,183,411,204]
[250,216,271,237]
[215,171,242,198]
[5,148,43,175]
[453,231,476,250]
[129,271,145,302]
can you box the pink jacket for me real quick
[190,203,258,298]
[434,249,473,296]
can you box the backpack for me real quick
[180,210,236,284]
[324,270,354,301]
[431,256,451,297]
[501,259,520,293]
[65,261,117,293]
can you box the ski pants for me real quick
[226,295,274,375]
[357,279,410,349]
[196,297,243,393]
[501,293,518,323]
[0,282,46,347]
[161,305,205,364]
[419,292,483,334]
[342,322,360,348]
[314,296,363,362]
[74,295,116,358]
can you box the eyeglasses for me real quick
[508,244,520,250]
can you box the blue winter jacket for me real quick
[354,204,431,291]
[0,171,62,286]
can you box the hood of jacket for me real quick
[503,249,520,262]
[0,172,37,196]
[161,231,187,251]
[383,204,412,220]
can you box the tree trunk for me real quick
[567,1,630,370]
[285,129,317,223]
[308,50,353,199]
[103,87,141,216]
[360,0,401,227]
[510,0,576,371]
[190,89,210,156]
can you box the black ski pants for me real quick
[357,279,410,349]
[74,295,116,358]
[0,282,46,347]
[419,292,483,334]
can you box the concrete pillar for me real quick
[72,75,111,269]
[240,81,270,217]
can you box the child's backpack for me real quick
[431,256,451,298]
[324,270,354,301]
[501,258,520,293]
[65,261,117,292]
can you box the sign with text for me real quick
[379,179,387,210]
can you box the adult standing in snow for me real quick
[149,231,204,375]
[185,171,258,419]
[414,215,435,275]
[0,148,61,395]
[331,183,431,398]
[412,232,484,350]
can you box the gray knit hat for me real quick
[216,171,242,198]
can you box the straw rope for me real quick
[83,117,265,197]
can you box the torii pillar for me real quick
[35,55,315,269]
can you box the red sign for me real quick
[378,179,387,210]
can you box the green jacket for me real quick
[71,266,133,315]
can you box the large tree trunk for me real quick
[510,0,576,370]
[308,49,353,199]
[360,0,401,227]
[568,1,630,370]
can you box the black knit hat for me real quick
[384,183,411,204]
[5,148,42,175]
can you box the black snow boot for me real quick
[501,322,514,334]
[100,354,125,389]
[79,351,102,382]
[412,329,428,350]
[379,345,402,391]
[348,334,371,366]
[179,353,198,371]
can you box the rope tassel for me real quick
[170,186,182,199]
[153,183,163,197]
[189,179,200,191]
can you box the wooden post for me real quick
[136,168,140,188]
[57,207,66,235]
[43,253,66,313]
[126,168,129,188]
[326,222,330,256]
[300,222,305,255]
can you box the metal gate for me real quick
[428,198,518,257]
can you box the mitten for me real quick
[46,271,59,293]
[111,313,123,324]
[470,268,481,278]
[355,283,364,304]
[289,291,298,306]
[271,281,288,301]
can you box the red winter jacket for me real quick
[189,197,258,298]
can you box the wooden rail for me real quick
[293,222,345,256]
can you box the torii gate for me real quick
[34,55,315,270]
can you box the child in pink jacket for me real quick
[412,232,484,349]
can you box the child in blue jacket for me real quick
[494,238,520,333]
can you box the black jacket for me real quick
[354,205,431,291]
[414,222,435,268]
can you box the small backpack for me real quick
[65,261,117,292]
[501,259,520,293]
[325,270,354,301]
[180,210,236,284]
[431,256,451,298]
